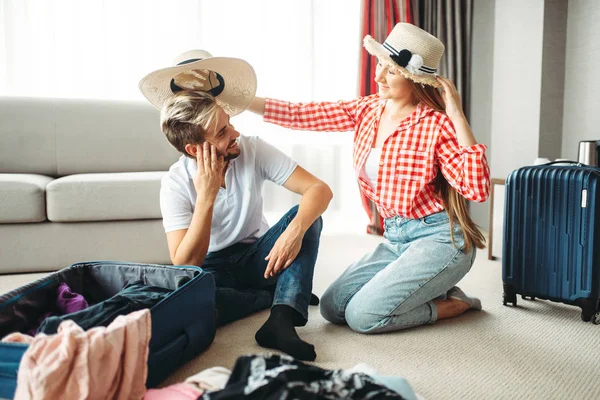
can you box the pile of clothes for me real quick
[147,355,419,400]
[1,279,172,399]
[2,281,420,399]
[3,309,152,399]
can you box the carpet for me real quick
[1,234,599,399]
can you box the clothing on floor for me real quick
[199,354,409,399]
[345,364,419,400]
[37,280,171,334]
[143,366,231,400]
[143,383,203,400]
[184,366,231,392]
[13,309,150,400]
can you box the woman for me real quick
[248,23,490,334]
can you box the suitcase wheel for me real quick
[581,309,596,323]
[577,299,598,323]
[503,293,517,307]
[521,295,536,301]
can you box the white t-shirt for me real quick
[359,148,382,189]
[160,135,298,253]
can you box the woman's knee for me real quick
[319,285,346,324]
[344,298,384,334]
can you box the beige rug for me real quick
[2,234,599,399]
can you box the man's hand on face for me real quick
[263,222,304,279]
[193,142,225,203]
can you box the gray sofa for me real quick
[0,97,181,274]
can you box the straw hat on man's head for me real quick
[363,23,445,87]
[139,50,256,116]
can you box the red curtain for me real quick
[358,0,410,235]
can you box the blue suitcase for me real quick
[0,261,216,399]
[502,163,600,324]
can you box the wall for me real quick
[469,0,591,232]
[539,0,568,161]
[469,0,495,231]
[490,0,545,179]
[561,0,600,160]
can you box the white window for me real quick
[0,0,361,104]
[1,0,369,233]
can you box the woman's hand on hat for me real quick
[194,142,225,203]
[436,76,465,122]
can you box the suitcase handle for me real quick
[535,160,600,173]
[539,160,583,166]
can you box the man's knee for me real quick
[305,216,323,240]
[284,204,300,220]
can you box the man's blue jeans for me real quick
[202,205,322,326]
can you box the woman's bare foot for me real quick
[434,298,472,319]
[434,287,482,320]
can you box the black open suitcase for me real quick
[0,261,216,399]
[502,163,600,323]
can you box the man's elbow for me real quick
[319,182,334,204]
[170,255,185,266]
[171,254,204,268]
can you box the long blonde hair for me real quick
[408,80,486,252]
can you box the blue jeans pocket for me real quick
[420,211,449,227]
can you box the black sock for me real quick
[255,305,316,361]
[309,293,320,306]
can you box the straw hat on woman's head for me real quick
[364,23,445,87]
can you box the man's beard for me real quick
[223,138,241,161]
[224,150,240,161]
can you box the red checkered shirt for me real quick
[264,95,490,219]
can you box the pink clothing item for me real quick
[13,309,151,400]
[1,332,34,344]
[143,383,203,400]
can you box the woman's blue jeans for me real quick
[203,205,321,326]
[320,211,476,333]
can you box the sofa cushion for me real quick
[0,97,180,176]
[0,174,53,223]
[46,172,165,222]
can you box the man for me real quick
[139,51,332,361]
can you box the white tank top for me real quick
[359,148,382,189]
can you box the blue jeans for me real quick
[203,205,321,326]
[320,211,476,333]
